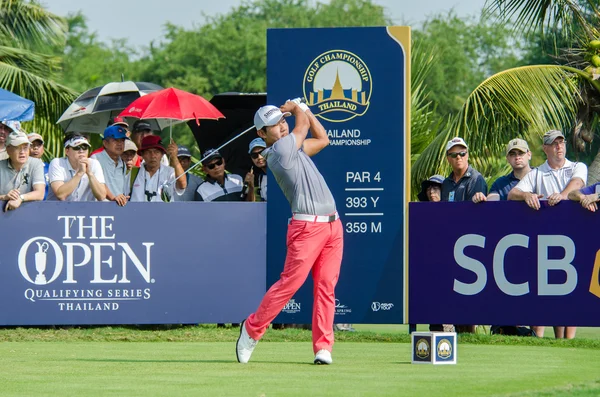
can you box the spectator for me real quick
[174,145,203,202]
[121,140,139,172]
[130,120,169,167]
[128,135,186,202]
[47,135,106,202]
[91,125,130,206]
[568,181,600,212]
[417,175,444,202]
[508,130,586,212]
[0,121,21,161]
[246,138,267,202]
[417,174,453,333]
[442,137,487,203]
[195,149,244,202]
[442,137,486,334]
[509,130,587,339]
[473,138,532,203]
[27,132,49,200]
[0,130,44,211]
[91,116,130,156]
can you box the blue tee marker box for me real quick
[411,332,457,365]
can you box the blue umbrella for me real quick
[0,88,34,121]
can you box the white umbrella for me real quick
[57,81,164,133]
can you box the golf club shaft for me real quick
[170,124,256,185]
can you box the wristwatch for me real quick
[19,194,25,202]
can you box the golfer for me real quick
[236,99,343,365]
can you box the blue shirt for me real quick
[580,183,600,195]
[489,172,520,201]
[442,165,487,202]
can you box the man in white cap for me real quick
[509,129,586,340]
[441,137,487,202]
[0,130,45,211]
[473,138,532,202]
[121,139,139,172]
[47,134,107,201]
[236,98,342,366]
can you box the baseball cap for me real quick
[7,131,30,147]
[177,145,192,158]
[543,130,565,145]
[64,135,90,149]
[445,137,468,152]
[254,105,291,130]
[202,148,222,164]
[417,175,444,202]
[103,125,130,140]
[107,116,129,128]
[248,137,266,154]
[1,120,21,133]
[27,132,44,144]
[124,139,138,153]
[132,120,152,133]
[506,138,529,154]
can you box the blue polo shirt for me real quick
[580,183,600,195]
[442,165,487,202]
[489,172,520,201]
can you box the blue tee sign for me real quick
[265,27,411,324]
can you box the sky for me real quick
[43,0,485,48]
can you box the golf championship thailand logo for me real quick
[415,338,430,359]
[17,215,154,312]
[303,50,372,122]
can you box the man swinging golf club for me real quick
[236,98,343,365]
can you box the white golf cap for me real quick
[445,137,468,152]
[254,105,291,131]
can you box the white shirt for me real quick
[129,164,184,202]
[47,157,106,201]
[514,159,587,199]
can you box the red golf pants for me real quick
[245,217,344,353]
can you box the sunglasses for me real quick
[250,151,264,160]
[70,145,90,152]
[205,159,223,169]
[447,151,467,159]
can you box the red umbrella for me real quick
[118,87,225,138]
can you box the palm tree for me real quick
[0,0,78,159]
[412,0,600,186]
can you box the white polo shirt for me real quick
[128,164,184,202]
[47,157,106,201]
[514,159,587,199]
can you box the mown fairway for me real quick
[1,327,600,397]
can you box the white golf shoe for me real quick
[236,320,258,364]
[314,349,333,365]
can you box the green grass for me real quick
[1,325,600,396]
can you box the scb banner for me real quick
[266,27,410,324]
[0,202,266,325]
[409,201,600,326]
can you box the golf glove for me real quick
[288,97,310,113]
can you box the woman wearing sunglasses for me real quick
[245,138,268,202]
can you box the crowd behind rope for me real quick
[418,131,595,340]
